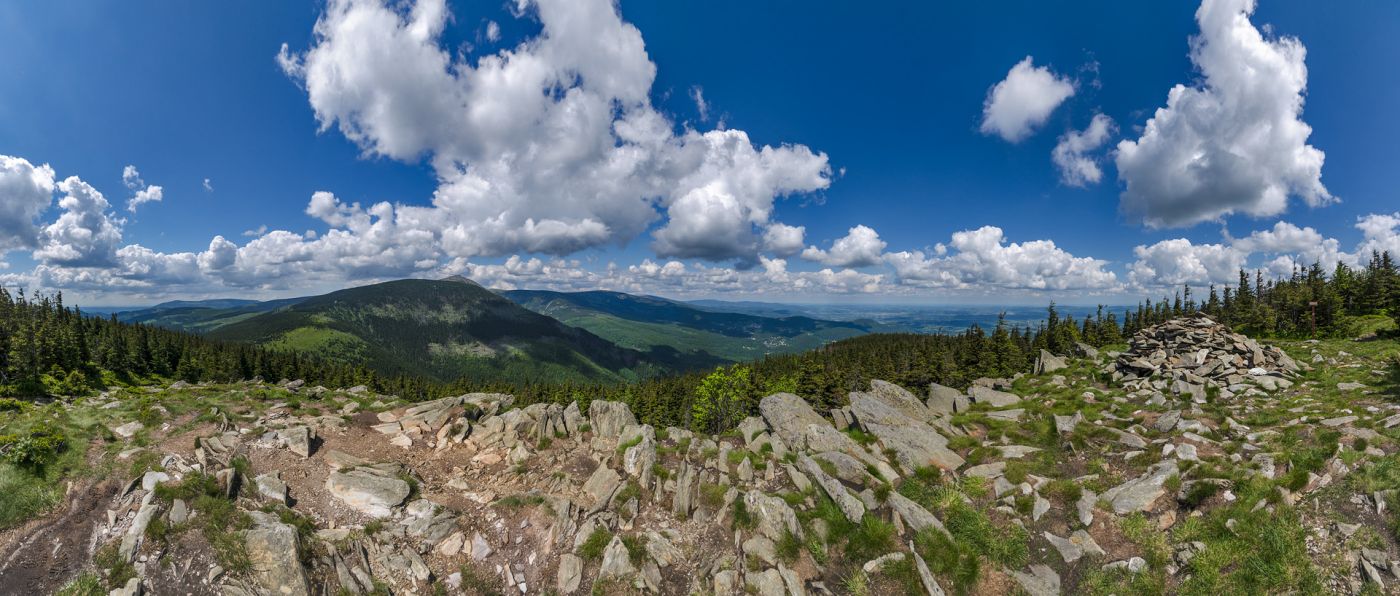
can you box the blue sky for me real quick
[1,0,1398,306]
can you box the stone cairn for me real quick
[1113,313,1301,399]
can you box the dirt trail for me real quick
[0,478,121,596]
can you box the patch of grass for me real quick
[458,563,503,596]
[777,528,802,563]
[913,526,981,595]
[621,533,648,564]
[494,493,547,508]
[1042,478,1082,504]
[732,497,756,530]
[1173,478,1321,595]
[1164,472,1183,494]
[189,492,253,573]
[946,435,979,451]
[577,527,612,561]
[617,435,643,455]
[882,555,934,596]
[1278,429,1341,491]
[943,500,1028,568]
[842,570,872,596]
[94,542,136,590]
[846,516,897,562]
[844,428,878,446]
[153,471,221,502]
[144,514,172,543]
[873,482,892,503]
[126,450,162,479]
[230,455,252,480]
[1003,460,1031,485]
[896,466,945,510]
[614,480,642,505]
[54,572,103,596]
[1181,481,1220,509]
[699,482,727,509]
[963,446,996,467]
[0,409,93,531]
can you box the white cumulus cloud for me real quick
[980,57,1075,143]
[122,165,163,212]
[1115,0,1333,228]
[801,225,887,268]
[0,155,56,253]
[762,223,805,257]
[1354,213,1400,261]
[276,0,830,265]
[34,176,125,267]
[1128,221,1355,289]
[885,226,1119,291]
[1052,113,1115,187]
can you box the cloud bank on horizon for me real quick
[0,0,1397,304]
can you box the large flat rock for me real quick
[849,385,963,472]
[588,400,636,438]
[760,393,830,450]
[245,511,311,596]
[326,466,410,518]
[969,386,1021,407]
[1102,461,1178,514]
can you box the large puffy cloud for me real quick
[1115,0,1332,228]
[447,255,886,296]
[1128,221,1355,289]
[1231,220,1345,272]
[801,225,886,268]
[1128,239,1245,288]
[0,155,56,253]
[1354,213,1400,261]
[1051,113,1115,187]
[885,226,1119,291]
[762,223,805,257]
[276,0,831,264]
[34,177,125,267]
[980,57,1075,143]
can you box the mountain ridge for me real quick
[205,278,662,384]
[501,288,878,363]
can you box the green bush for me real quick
[0,423,67,470]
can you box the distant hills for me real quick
[107,278,891,383]
[501,289,879,363]
[198,278,668,384]
[114,297,305,334]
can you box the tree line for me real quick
[2,249,1395,434]
[1119,251,1400,338]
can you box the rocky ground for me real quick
[1,314,1399,595]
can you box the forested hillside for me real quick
[206,279,664,384]
[2,253,1397,435]
[502,289,876,364]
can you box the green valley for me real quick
[502,289,878,364]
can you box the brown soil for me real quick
[0,477,122,595]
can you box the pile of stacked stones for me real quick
[1113,313,1302,399]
